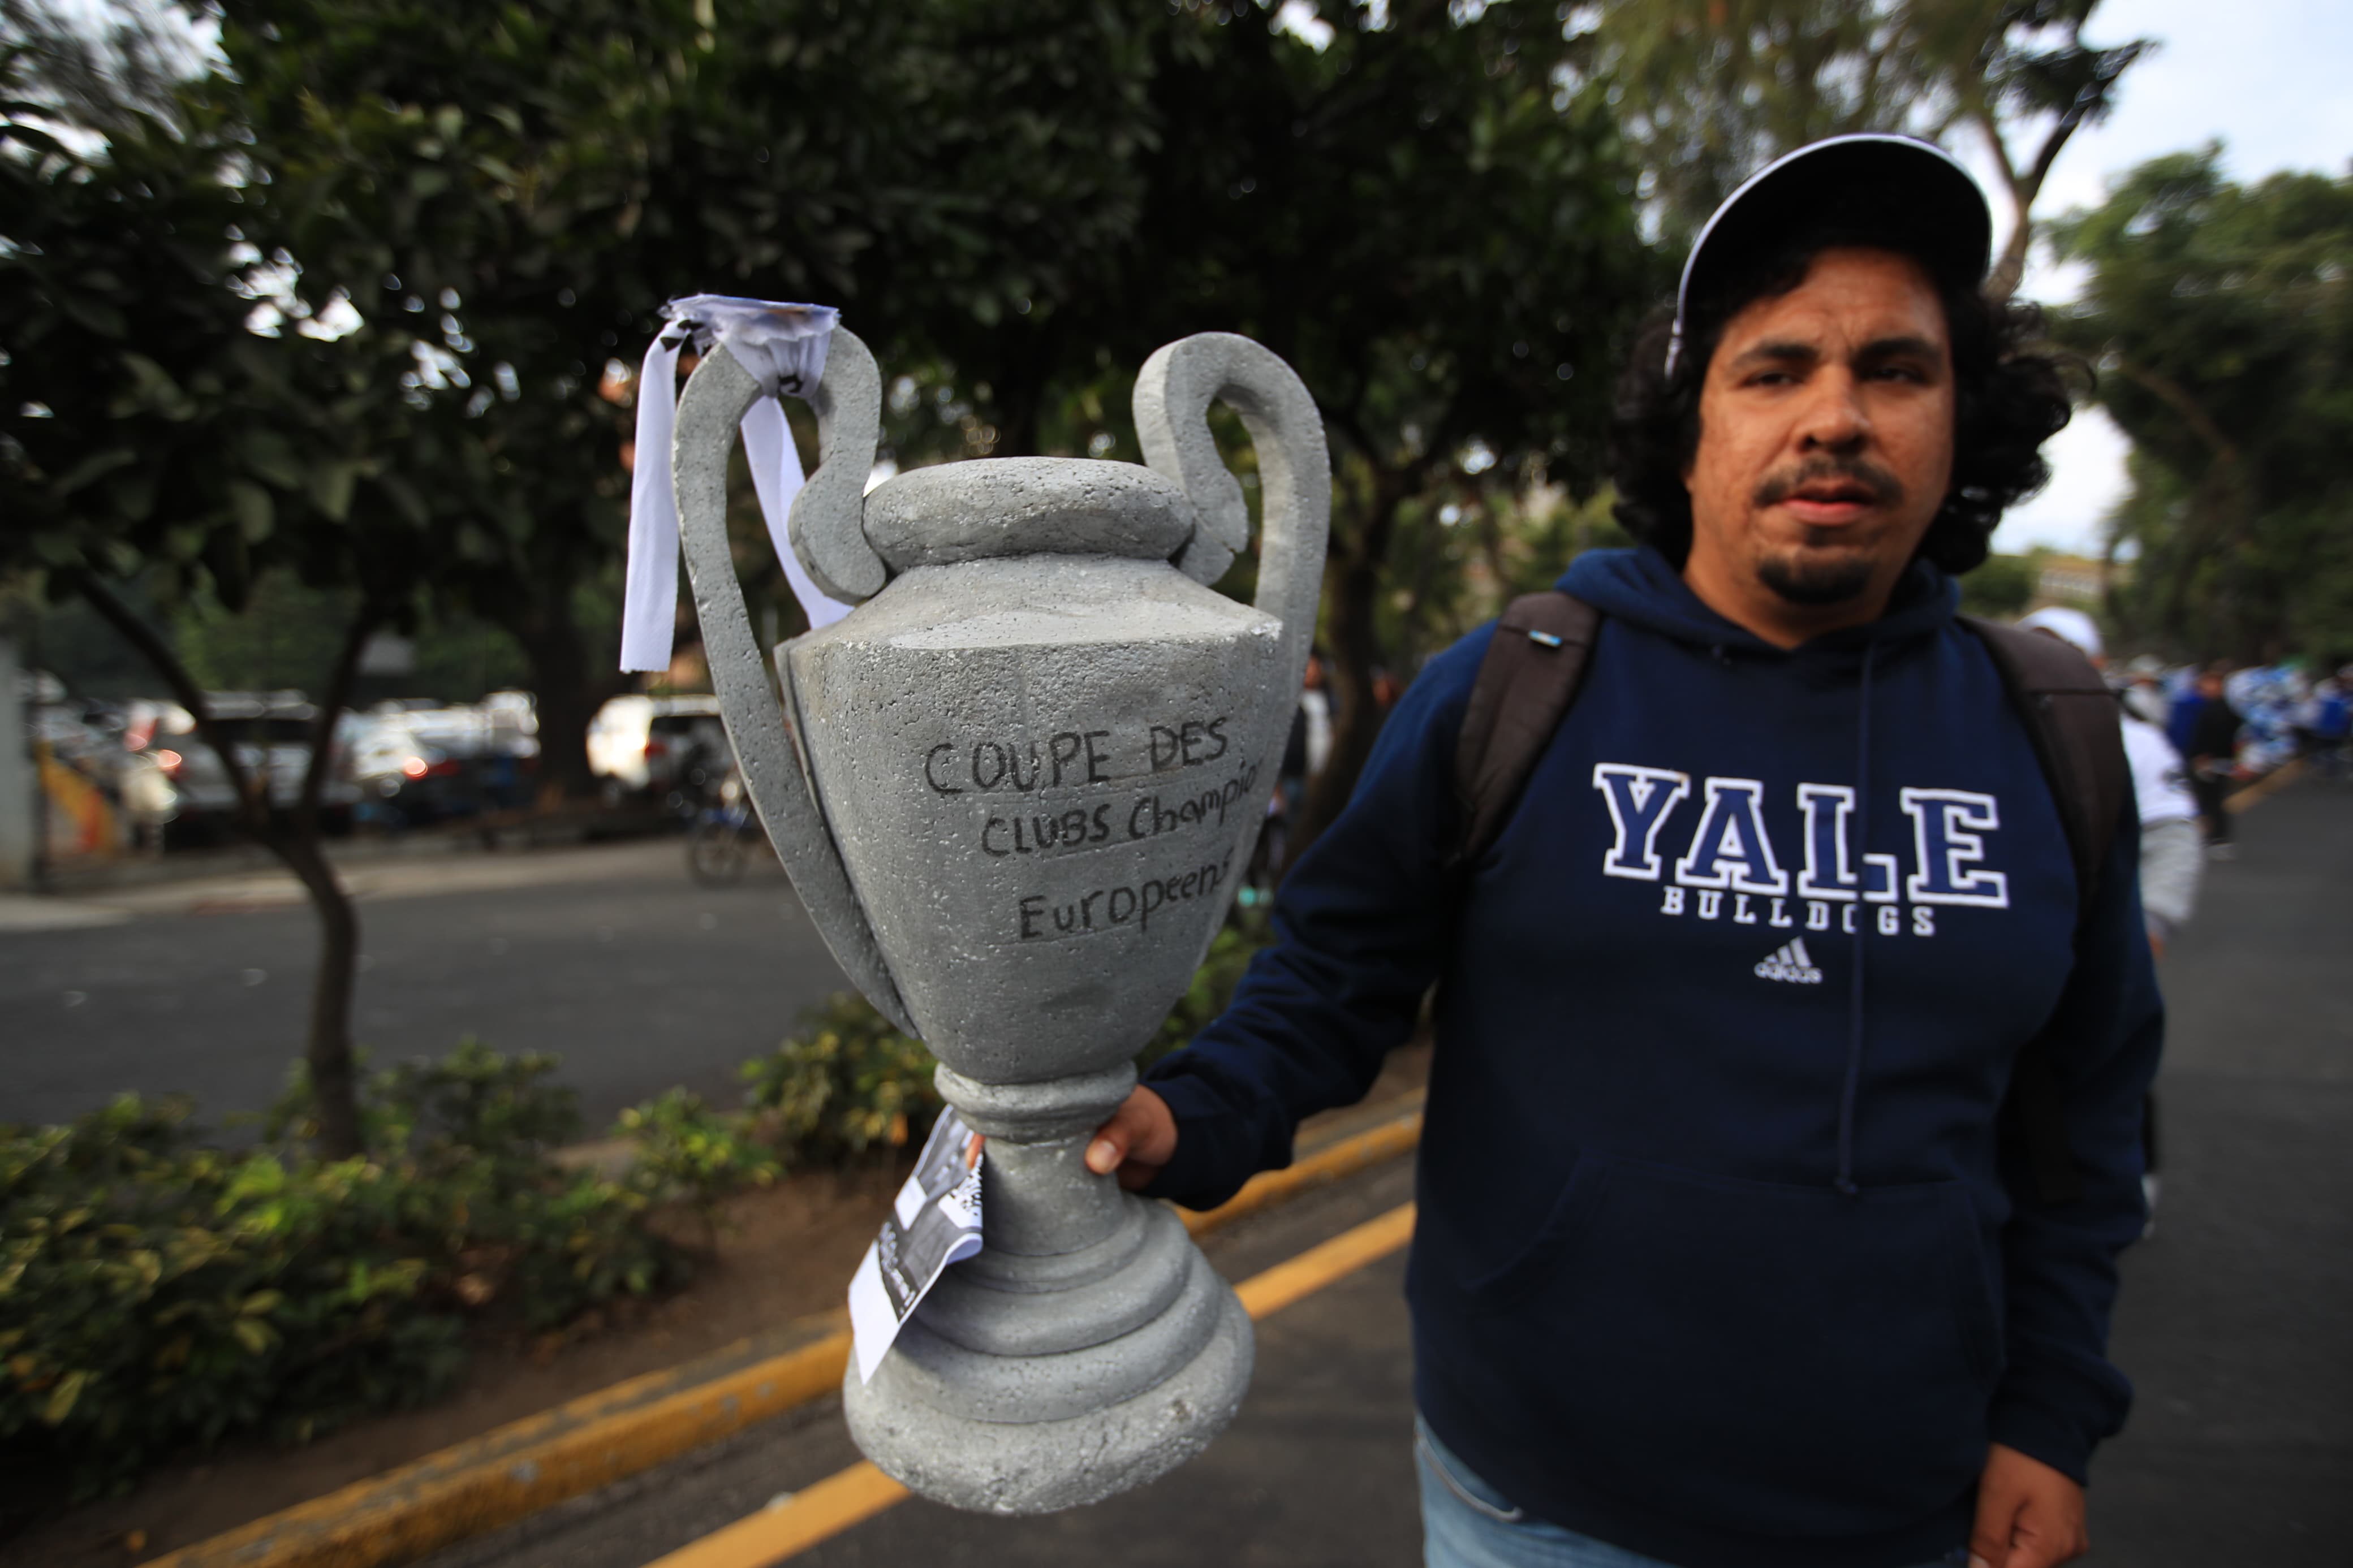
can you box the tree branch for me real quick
[73,571,274,843]
[299,596,383,826]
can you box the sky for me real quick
[1975,0,2353,559]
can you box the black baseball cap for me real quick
[1665,134,1994,375]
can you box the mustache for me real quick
[1752,456,1906,511]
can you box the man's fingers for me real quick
[2004,1516,2091,1568]
[1968,1479,2020,1568]
[2001,1526,2089,1568]
[1083,1128,1128,1176]
[1972,1445,2089,1568]
[1085,1086,1176,1176]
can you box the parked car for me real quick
[124,692,361,843]
[348,693,542,825]
[587,694,727,806]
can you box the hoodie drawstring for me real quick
[1834,640,1879,1197]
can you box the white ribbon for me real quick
[619,299,852,674]
[742,398,852,633]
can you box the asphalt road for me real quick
[417,776,2349,1568]
[2,839,852,1133]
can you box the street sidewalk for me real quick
[2,836,695,928]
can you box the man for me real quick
[1089,136,2160,1568]
[2184,664,2240,858]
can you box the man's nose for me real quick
[1796,372,1869,451]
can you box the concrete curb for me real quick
[146,1095,1427,1568]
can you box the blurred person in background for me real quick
[2015,611,2201,957]
[2119,655,2170,728]
[2164,662,2207,759]
[2018,608,2197,1236]
[2295,664,2350,776]
[2185,664,2242,859]
[1299,646,1334,780]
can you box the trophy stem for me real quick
[841,1062,1254,1514]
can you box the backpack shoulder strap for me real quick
[1451,591,1601,868]
[1959,614,2132,1209]
[1958,615,2131,913]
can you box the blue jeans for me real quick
[1416,1417,1969,1568]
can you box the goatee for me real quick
[1758,551,1878,607]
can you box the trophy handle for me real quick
[782,328,890,604]
[1132,334,1331,694]
[672,339,915,1033]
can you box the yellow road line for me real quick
[1232,1200,1416,1318]
[146,1325,854,1568]
[645,1462,910,1568]
[646,1201,1419,1568]
[2226,758,2305,813]
[145,1102,1424,1568]
[1184,1104,1421,1239]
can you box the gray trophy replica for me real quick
[667,321,1329,1513]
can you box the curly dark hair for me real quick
[1608,226,2076,576]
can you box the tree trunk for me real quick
[279,830,366,1157]
[499,586,618,805]
[74,573,374,1158]
[284,602,381,1160]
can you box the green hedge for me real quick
[1,910,1271,1498]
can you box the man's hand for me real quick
[1969,1443,2088,1568]
[1084,1086,1177,1191]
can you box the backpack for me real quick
[1449,591,2130,1206]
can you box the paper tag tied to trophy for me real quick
[847,1110,985,1383]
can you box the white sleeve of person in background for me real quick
[2019,607,2204,948]
[1300,688,1331,776]
[2126,712,2203,947]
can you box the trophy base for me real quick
[842,1203,1253,1514]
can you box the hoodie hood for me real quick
[1558,545,1960,656]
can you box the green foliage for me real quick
[2049,151,2353,659]
[0,907,1285,1498]
[1,1046,687,1498]
[616,1090,781,1236]
[173,573,367,697]
[742,995,943,1166]
[168,572,533,702]
[364,1038,586,1165]
[1591,0,2150,277]
[1959,551,2041,617]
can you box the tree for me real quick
[1,39,486,1156]
[1958,549,2038,616]
[1921,0,2152,300]
[1591,0,2149,296]
[1124,2,1654,855]
[200,0,1172,793]
[2048,150,2353,660]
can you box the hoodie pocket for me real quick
[1466,1153,1999,1539]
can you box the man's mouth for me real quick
[1755,461,1901,525]
[1785,480,1877,523]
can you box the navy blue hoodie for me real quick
[1143,547,2162,1568]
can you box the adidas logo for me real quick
[1753,938,1824,984]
